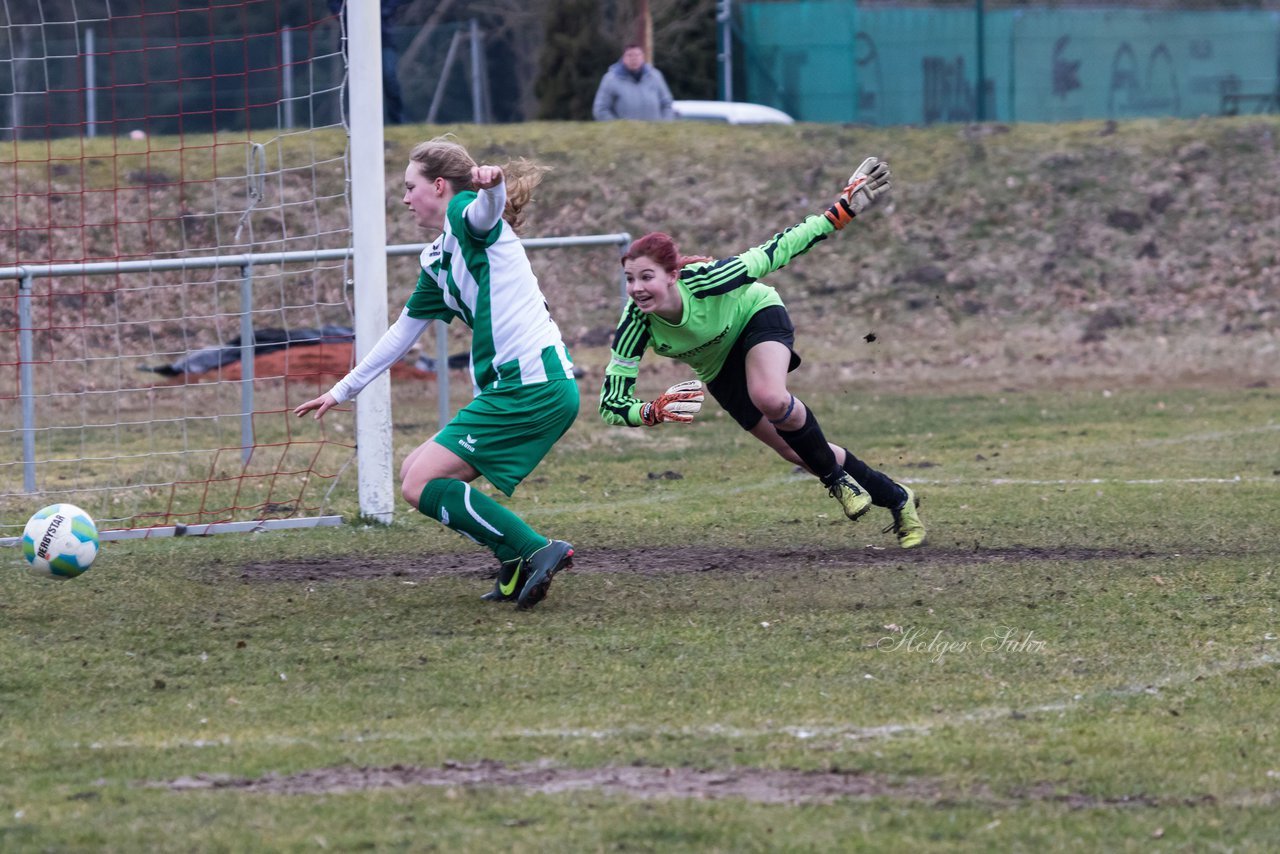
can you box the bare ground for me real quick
[234,544,1170,584]
[160,760,943,804]
[156,759,1226,808]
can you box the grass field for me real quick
[3,381,1278,851]
[5,83,1279,853]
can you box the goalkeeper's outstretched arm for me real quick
[682,156,892,300]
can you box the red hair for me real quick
[622,232,712,273]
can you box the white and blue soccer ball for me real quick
[22,503,100,580]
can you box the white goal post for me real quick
[347,0,394,525]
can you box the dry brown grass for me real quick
[7,116,1277,394]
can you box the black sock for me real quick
[842,448,907,508]
[775,406,842,485]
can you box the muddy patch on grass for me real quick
[157,761,1227,809]
[234,545,1163,584]
[160,760,946,804]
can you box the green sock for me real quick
[418,478,547,559]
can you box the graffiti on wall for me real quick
[922,56,994,123]
[1052,36,1081,98]
[741,4,1279,124]
[1041,33,1185,119]
[1108,42,1180,116]
[854,32,883,123]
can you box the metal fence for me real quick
[1,232,630,543]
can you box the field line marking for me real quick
[508,649,1280,743]
[39,652,1276,754]
[903,476,1278,486]
[523,472,806,516]
[520,471,1275,518]
[1114,423,1280,446]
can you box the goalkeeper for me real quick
[598,158,925,548]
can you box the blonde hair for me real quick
[407,135,547,233]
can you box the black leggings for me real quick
[705,305,801,430]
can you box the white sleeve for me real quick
[326,309,431,403]
[465,181,506,235]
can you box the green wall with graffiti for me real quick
[734,4,1280,124]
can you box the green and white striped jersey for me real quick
[406,190,574,395]
[599,214,835,427]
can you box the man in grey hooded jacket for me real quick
[592,45,675,121]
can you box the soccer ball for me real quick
[21,504,100,580]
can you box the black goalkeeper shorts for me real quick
[706,305,803,431]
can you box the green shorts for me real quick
[432,378,579,496]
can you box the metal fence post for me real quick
[18,272,36,493]
[238,263,255,464]
[617,232,632,310]
[85,28,97,138]
[281,27,295,129]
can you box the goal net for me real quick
[1,0,379,542]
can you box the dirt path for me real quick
[234,544,1159,584]
[159,759,1220,808]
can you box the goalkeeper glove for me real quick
[824,156,892,229]
[640,380,705,426]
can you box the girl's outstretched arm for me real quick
[682,156,892,298]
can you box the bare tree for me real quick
[354,0,715,122]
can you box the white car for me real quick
[672,100,795,125]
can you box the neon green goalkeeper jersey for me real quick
[600,214,835,427]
